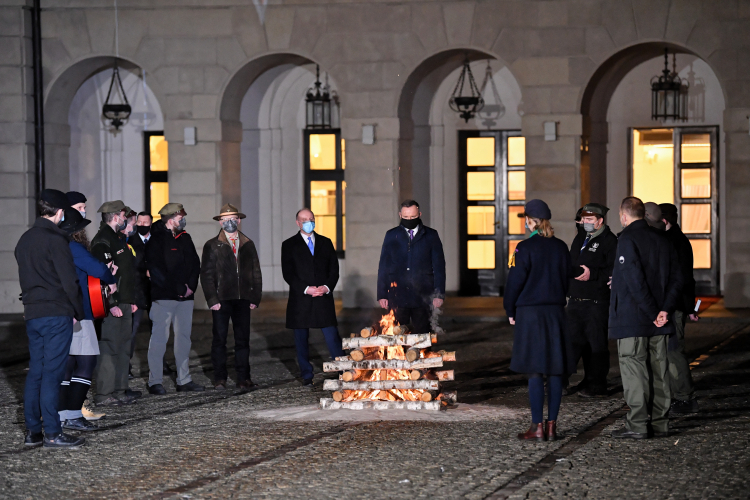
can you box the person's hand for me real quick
[108,262,118,275]
[108,284,117,294]
[184,286,194,297]
[607,276,612,289]
[210,303,221,311]
[575,265,591,281]
[146,270,150,278]
[312,285,328,297]
[654,311,669,327]
[509,317,515,325]
[379,299,388,309]
[689,313,699,322]
[433,298,444,308]
[73,318,78,325]
[131,304,138,313]
[110,306,123,318]
[306,286,319,296]
[249,304,257,310]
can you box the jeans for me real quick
[24,316,74,435]
[211,299,251,383]
[293,326,345,381]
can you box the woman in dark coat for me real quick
[504,199,573,441]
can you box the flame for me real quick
[390,282,397,287]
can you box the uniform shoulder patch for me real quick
[618,256,625,264]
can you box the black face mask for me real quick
[400,217,421,230]
[136,225,151,236]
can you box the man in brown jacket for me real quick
[200,204,262,390]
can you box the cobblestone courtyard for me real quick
[1,305,749,499]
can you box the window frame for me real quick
[143,130,168,216]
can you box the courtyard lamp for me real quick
[306,65,335,129]
[102,61,131,131]
[651,48,688,122]
[449,57,484,123]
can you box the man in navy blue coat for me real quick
[609,197,683,440]
[377,200,446,334]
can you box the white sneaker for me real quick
[82,404,105,421]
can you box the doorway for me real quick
[631,126,719,294]
[458,130,525,296]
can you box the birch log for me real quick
[323,357,443,372]
[342,333,432,350]
[360,327,374,338]
[349,349,365,362]
[405,347,421,362]
[323,379,440,391]
[319,398,441,411]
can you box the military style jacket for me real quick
[568,225,618,302]
[91,223,138,307]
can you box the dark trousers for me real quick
[211,299,251,383]
[24,316,74,435]
[293,326,345,381]
[668,310,695,401]
[95,305,132,403]
[130,307,147,360]
[566,300,610,393]
[394,305,431,334]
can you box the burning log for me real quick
[424,350,456,362]
[349,349,365,362]
[431,333,438,344]
[393,325,409,335]
[410,369,455,381]
[341,370,362,382]
[323,357,443,372]
[405,347,421,362]
[361,327,375,338]
[320,398,441,411]
[323,379,440,391]
[342,333,432,350]
[438,390,458,404]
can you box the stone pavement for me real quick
[0,301,749,499]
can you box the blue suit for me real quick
[377,225,445,333]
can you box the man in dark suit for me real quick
[609,197,682,439]
[127,212,152,377]
[377,199,446,334]
[281,208,344,387]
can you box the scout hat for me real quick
[124,206,137,218]
[581,203,609,218]
[158,202,186,217]
[213,203,246,221]
[59,207,90,235]
[40,189,69,210]
[644,202,666,230]
[66,191,87,206]
[98,200,127,214]
[659,203,678,226]
[522,199,552,220]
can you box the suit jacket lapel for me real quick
[298,231,315,261]
[411,226,426,244]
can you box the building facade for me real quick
[1,0,749,311]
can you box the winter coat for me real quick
[90,223,138,306]
[200,230,262,308]
[145,220,201,302]
[568,225,618,301]
[663,223,696,313]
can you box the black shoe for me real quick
[237,379,258,390]
[176,381,204,392]
[652,430,670,438]
[124,389,142,399]
[302,378,314,388]
[118,395,138,405]
[43,432,85,449]
[148,384,167,395]
[24,430,43,448]
[670,399,699,415]
[128,371,134,380]
[611,427,648,439]
[96,397,123,407]
[578,388,607,399]
[62,417,99,432]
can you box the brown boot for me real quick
[518,423,546,441]
[546,420,557,441]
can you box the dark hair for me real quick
[400,199,419,210]
[137,211,153,222]
[38,199,59,217]
[71,229,90,249]
[102,212,119,224]
[620,197,645,219]
[296,208,314,220]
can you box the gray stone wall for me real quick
[1,0,750,311]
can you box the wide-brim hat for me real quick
[59,207,91,235]
[213,203,246,221]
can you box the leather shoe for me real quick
[670,399,699,414]
[148,384,167,395]
[611,427,648,439]
[214,380,226,391]
[124,389,142,399]
[653,430,670,438]
[96,397,123,407]
[578,388,607,399]
[546,420,557,441]
[518,423,546,441]
[24,430,43,448]
[176,381,205,392]
[43,432,85,449]
[302,378,314,389]
[118,395,137,405]
[63,417,99,432]
[237,379,258,390]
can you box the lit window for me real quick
[467,172,495,201]
[306,130,344,254]
[467,240,495,269]
[508,206,525,235]
[145,132,169,216]
[508,171,526,201]
[150,136,169,171]
[467,206,495,235]
[508,137,526,166]
[309,134,336,170]
[310,181,337,248]
[467,137,495,166]
[681,204,711,234]
[632,129,674,205]
[690,239,711,268]
[150,183,169,219]
[681,169,710,199]
[681,133,711,163]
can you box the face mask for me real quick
[79,211,86,219]
[302,221,315,234]
[136,225,150,236]
[400,217,421,230]
[58,211,65,226]
[177,217,187,231]
[222,219,239,233]
[576,222,583,231]
[125,226,136,237]
[583,222,597,233]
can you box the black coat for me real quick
[663,223,696,313]
[281,232,338,329]
[15,218,84,321]
[91,223,139,306]
[568,225,618,301]
[376,225,446,308]
[127,234,150,308]
[608,219,683,339]
[145,220,201,302]
[200,230,262,308]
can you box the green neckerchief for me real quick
[588,223,607,240]
[529,229,538,238]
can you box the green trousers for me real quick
[617,335,670,434]
[668,310,695,401]
[95,305,133,403]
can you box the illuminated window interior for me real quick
[467,240,495,269]
[690,239,711,269]
[681,203,711,234]
[150,182,169,218]
[508,171,526,201]
[341,139,346,170]
[467,172,495,200]
[149,135,169,172]
[681,169,711,198]
[309,134,337,170]
[467,137,495,166]
[508,206,525,235]
[467,206,495,235]
[508,239,520,257]
[310,180,337,247]
[632,129,674,205]
[681,133,711,164]
[508,137,526,166]
[342,181,346,250]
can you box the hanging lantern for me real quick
[651,48,688,122]
[477,60,505,128]
[306,65,336,129]
[102,61,131,131]
[449,57,484,123]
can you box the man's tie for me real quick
[409,229,414,241]
[580,235,591,254]
[307,236,314,255]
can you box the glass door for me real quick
[458,130,525,296]
[143,131,169,217]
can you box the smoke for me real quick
[429,291,444,334]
